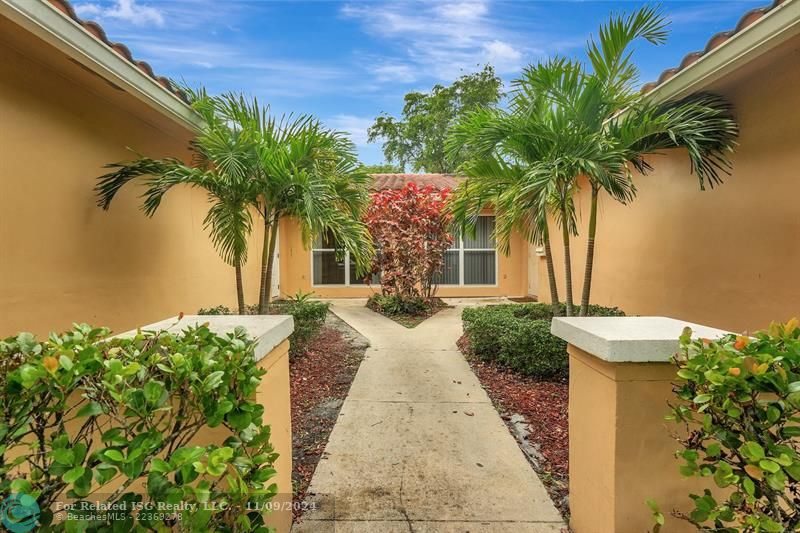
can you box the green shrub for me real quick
[461,302,624,377]
[663,318,800,531]
[367,294,428,316]
[462,305,516,361]
[0,323,278,532]
[199,295,330,357]
[498,320,568,378]
[271,298,329,354]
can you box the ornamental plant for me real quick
[364,182,453,301]
[0,322,279,532]
[665,318,800,531]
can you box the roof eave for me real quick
[0,0,203,132]
[646,0,800,103]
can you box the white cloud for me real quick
[75,0,165,27]
[371,63,417,83]
[341,1,531,81]
[326,114,374,147]
[483,40,522,72]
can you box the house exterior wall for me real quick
[278,216,529,299]
[537,37,800,333]
[0,19,263,337]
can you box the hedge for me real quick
[462,302,624,378]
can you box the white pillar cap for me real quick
[118,315,294,362]
[551,316,732,363]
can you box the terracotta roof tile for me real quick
[641,0,787,94]
[45,0,190,103]
[368,173,463,191]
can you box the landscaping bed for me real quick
[366,294,451,328]
[289,313,368,522]
[459,302,625,519]
[459,333,569,516]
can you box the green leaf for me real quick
[706,443,721,458]
[104,449,124,462]
[693,394,712,404]
[53,448,75,466]
[149,458,171,474]
[740,441,765,462]
[787,381,800,393]
[59,355,74,371]
[76,401,104,417]
[742,476,755,495]
[204,370,225,392]
[63,466,86,484]
[759,459,780,474]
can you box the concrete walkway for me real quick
[293,300,564,533]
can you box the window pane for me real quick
[464,251,496,285]
[464,217,495,249]
[433,250,460,285]
[313,230,337,249]
[349,260,380,285]
[313,251,345,284]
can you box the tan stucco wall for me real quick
[569,346,710,532]
[538,38,800,332]
[278,216,529,299]
[256,338,293,531]
[0,19,262,337]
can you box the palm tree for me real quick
[525,7,738,315]
[214,94,374,313]
[446,95,579,316]
[448,6,738,317]
[95,88,258,313]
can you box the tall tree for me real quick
[525,7,738,315]
[361,164,403,174]
[368,65,502,173]
[95,88,258,313]
[448,7,737,317]
[216,94,374,313]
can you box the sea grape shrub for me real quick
[0,323,279,532]
[365,182,453,300]
[667,319,800,532]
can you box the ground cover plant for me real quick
[0,322,278,532]
[461,302,624,378]
[199,292,329,357]
[364,182,453,327]
[658,318,800,532]
[366,294,450,328]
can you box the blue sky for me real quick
[74,0,765,164]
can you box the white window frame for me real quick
[310,245,356,287]
[439,214,499,287]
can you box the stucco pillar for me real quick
[551,316,730,533]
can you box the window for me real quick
[435,215,497,286]
[312,232,378,286]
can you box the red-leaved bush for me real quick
[365,183,453,299]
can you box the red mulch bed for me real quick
[457,334,569,517]
[290,324,365,521]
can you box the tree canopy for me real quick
[367,65,502,173]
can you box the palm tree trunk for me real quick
[560,204,574,317]
[257,211,273,313]
[259,212,280,314]
[235,264,245,314]
[542,223,560,316]
[580,187,599,316]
